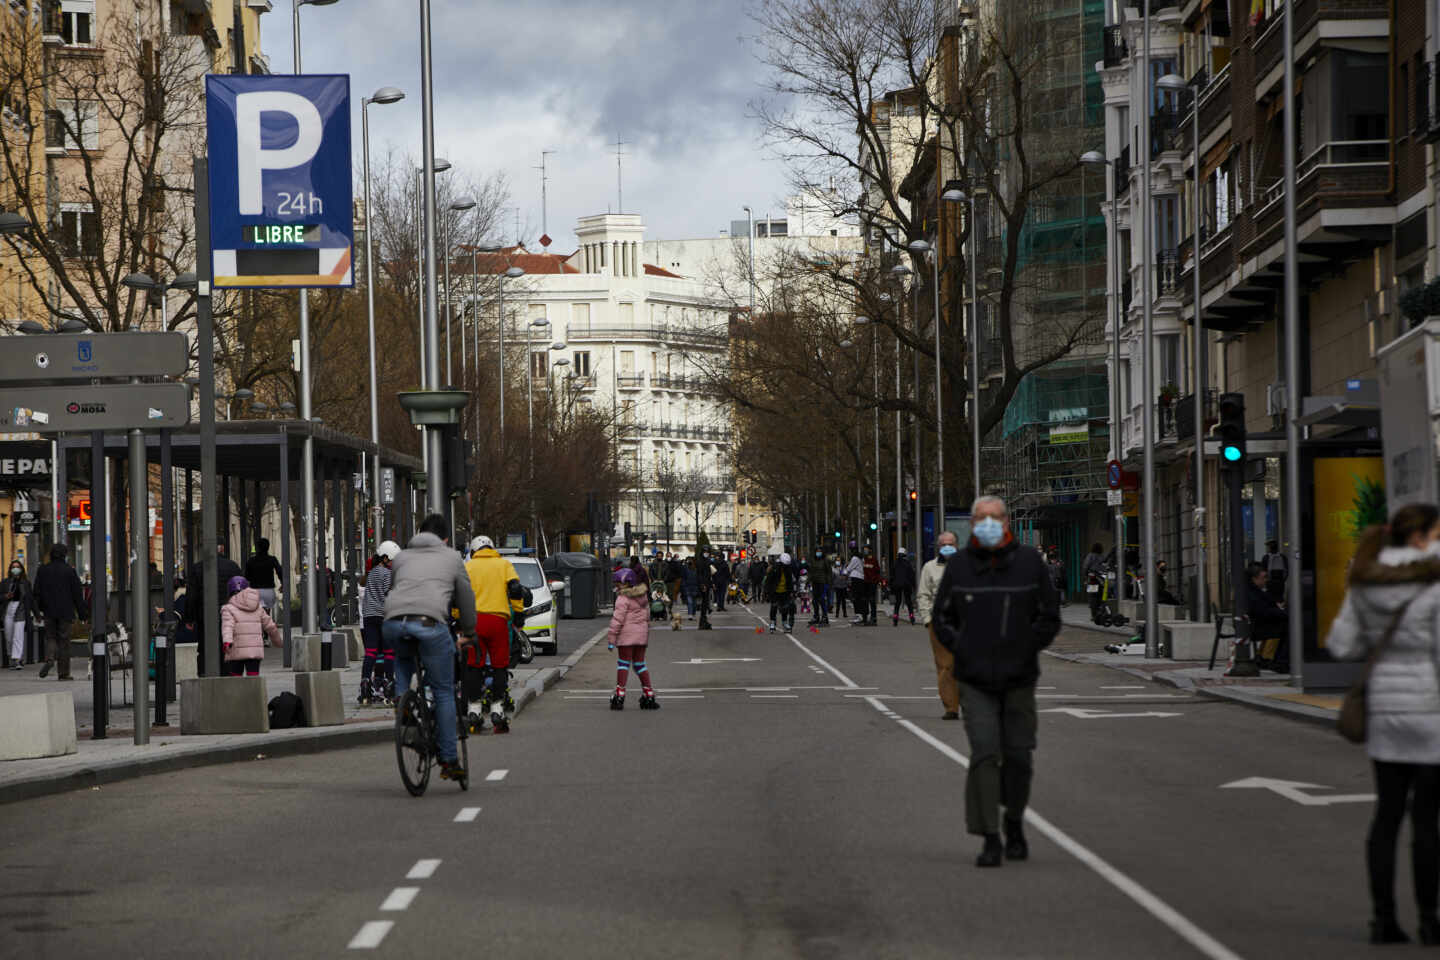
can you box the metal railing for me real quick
[616,375,646,389]
[1296,139,1389,177]
[1176,389,1219,441]
[1156,249,1180,295]
[568,325,728,347]
[637,422,733,443]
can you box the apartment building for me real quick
[454,214,736,557]
[1098,0,1425,676]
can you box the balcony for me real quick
[1150,111,1182,159]
[1103,25,1127,68]
[1425,54,1440,144]
[1197,63,1230,142]
[569,325,727,347]
[1176,390,1219,442]
[616,375,645,389]
[1245,140,1390,258]
[1156,249,1180,296]
[1254,0,1390,90]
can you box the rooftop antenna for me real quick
[614,136,627,214]
[535,149,555,241]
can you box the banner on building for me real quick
[1049,423,1089,445]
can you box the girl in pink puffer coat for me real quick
[607,567,657,711]
[221,576,280,677]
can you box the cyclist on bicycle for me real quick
[382,513,476,780]
[464,534,525,734]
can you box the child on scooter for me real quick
[607,567,659,710]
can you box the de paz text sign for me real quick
[205,74,354,289]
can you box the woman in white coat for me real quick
[1328,503,1440,945]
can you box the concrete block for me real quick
[1164,621,1217,661]
[175,643,198,681]
[0,692,78,760]
[291,633,322,672]
[344,628,364,662]
[327,630,350,669]
[180,676,269,735]
[1156,603,1181,622]
[293,671,344,727]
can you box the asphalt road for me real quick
[2,602,1388,958]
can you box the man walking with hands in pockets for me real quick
[932,496,1060,867]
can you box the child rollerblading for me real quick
[607,567,658,711]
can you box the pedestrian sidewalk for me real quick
[0,629,608,804]
[1051,619,1340,726]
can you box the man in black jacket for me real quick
[712,555,730,611]
[34,544,85,679]
[933,496,1060,868]
[1246,562,1289,672]
[890,548,917,625]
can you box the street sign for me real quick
[0,441,51,487]
[379,467,395,505]
[0,332,188,382]
[0,383,191,433]
[205,75,354,289]
[1106,459,1123,489]
[1106,489,1123,506]
[11,510,39,534]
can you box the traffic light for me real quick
[750,528,757,544]
[1216,392,1246,467]
[833,529,842,539]
[868,520,878,531]
[908,489,918,502]
[442,424,469,494]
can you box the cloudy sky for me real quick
[262,0,794,254]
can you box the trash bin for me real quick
[542,552,606,619]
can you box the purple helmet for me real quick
[614,567,638,586]
[226,575,250,596]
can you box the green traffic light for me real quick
[1223,445,1242,462]
[868,522,877,530]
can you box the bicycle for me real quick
[394,647,470,796]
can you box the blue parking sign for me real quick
[205,75,354,289]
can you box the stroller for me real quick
[649,582,670,622]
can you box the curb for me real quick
[0,626,615,806]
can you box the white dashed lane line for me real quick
[406,859,441,880]
[486,769,508,782]
[347,921,394,950]
[379,887,419,911]
[454,807,482,823]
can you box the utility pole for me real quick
[614,137,627,214]
[536,150,555,239]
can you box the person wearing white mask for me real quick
[932,495,1060,868]
[916,531,960,720]
[2,559,35,669]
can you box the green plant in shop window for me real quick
[1349,475,1388,541]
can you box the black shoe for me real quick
[610,693,625,711]
[1419,914,1440,946]
[976,834,1003,868]
[639,693,659,710]
[942,710,959,721]
[38,660,51,678]
[1004,819,1028,861]
[1370,917,1410,944]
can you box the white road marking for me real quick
[1038,694,1190,700]
[379,887,419,911]
[486,769,508,782]
[1041,707,1182,719]
[676,657,762,664]
[405,859,441,880]
[347,921,394,949]
[1101,685,1146,690]
[454,807,482,823]
[1220,777,1375,806]
[751,694,798,699]
[867,700,1243,960]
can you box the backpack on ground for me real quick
[268,691,306,729]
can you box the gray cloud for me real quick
[265,0,789,251]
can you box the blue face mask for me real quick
[938,545,958,560]
[973,517,1006,548]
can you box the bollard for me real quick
[320,630,333,671]
[154,633,169,727]
[91,631,108,739]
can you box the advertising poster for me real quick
[1312,456,1386,647]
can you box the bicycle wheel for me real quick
[455,716,470,791]
[395,689,432,797]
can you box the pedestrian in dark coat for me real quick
[695,551,714,629]
[185,544,243,676]
[33,544,85,679]
[712,555,731,611]
[890,548,918,625]
[3,559,36,668]
[933,496,1060,867]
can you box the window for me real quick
[530,351,546,379]
[59,1,93,46]
[1158,335,1180,389]
[569,302,590,334]
[618,302,634,325]
[1400,61,1410,137]
[619,350,634,375]
[650,351,658,376]
[573,351,591,377]
[47,99,98,150]
[58,203,99,258]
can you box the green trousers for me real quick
[958,682,1038,836]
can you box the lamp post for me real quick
[293,0,342,634]
[890,262,912,556]
[908,238,944,537]
[1137,0,1158,656]
[417,0,446,518]
[742,205,756,320]
[1282,0,1302,689]
[1081,148,1128,609]
[496,265,525,445]
[362,85,404,560]
[1157,72,1208,625]
[442,196,476,386]
[855,315,881,541]
[941,183,981,496]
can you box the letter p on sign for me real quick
[235,92,323,216]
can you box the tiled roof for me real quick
[453,245,580,275]
[644,263,684,278]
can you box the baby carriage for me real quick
[797,572,812,615]
[649,582,670,622]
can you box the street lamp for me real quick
[908,237,945,535]
[413,157,452,394]
[0,212,31,235]
[1082,148,1129,607]
[361,84,404,562]
[1157,72,1208,625]
[443,195,477,386]
[942,182,982,501]
[293,0,342,637]
[741,205,756,320]
[417,0,447,516]
[855,314,881,537]
[495,264,525,444]
[888,262,911,555]
[1136,0,1159,655]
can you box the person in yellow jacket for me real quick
[463,535,525,733]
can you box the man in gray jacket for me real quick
[383,513,476,778]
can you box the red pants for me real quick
[466,613,510,670]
